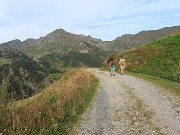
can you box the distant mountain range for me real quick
[1,26,180,53]
[115,25,180,48]
[0,25,179,70]
[98,25,180,52]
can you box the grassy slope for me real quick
[0,68,99,135]
[117,33,180,82]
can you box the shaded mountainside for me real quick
[0,47,61,100]
[110,33,180,82]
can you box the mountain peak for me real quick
[44,28,74,42]
[23,38,37,44]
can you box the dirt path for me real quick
[73,69,180,135]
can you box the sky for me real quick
[0,0,180,43]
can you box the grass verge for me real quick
[126,71,180,96]
[0,68,99,135]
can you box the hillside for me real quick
[0,68,98,135]
[0,47,61,101]
[113,33,180,82]
[0,29,108,70]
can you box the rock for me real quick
[142,117,147,121]
[138,116,142,120]
[132,116,137,121]
[134,122,139,126]
[174,107,180,113]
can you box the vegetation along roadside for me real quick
[0,68,99,135]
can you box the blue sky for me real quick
[0,0,180,43]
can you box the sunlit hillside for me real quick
[106,33,180,83]
[0,68,98,135]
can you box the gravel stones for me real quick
[73,69,180,135]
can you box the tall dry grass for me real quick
[0,68,98,135]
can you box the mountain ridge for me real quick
[115,25,180,46]
[0,25,180,71]
[1,25,180,49]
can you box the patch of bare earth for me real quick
[73,69,180,135]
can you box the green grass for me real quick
[0,58,10,66]
[42,78,99,135]
[105,33,180,83]
[126,71,180,96]
[129,34,180,82]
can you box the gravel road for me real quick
[73,69,180,135]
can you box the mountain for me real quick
[1,29,108,70]
[0,30,107,101]
[109,33,180,82]
[112,25,180,51]
[0,29,104,57]
[0,26,180,70]
[0,47,61,100]
[89,26,180,53]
